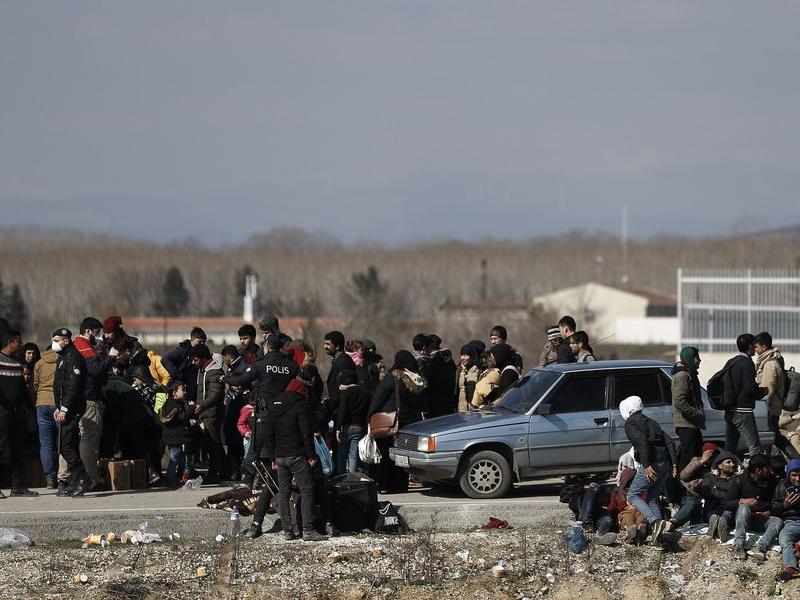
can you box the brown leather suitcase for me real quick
[129,459,148,489]
[108,460,132,491]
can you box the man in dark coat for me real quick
[52,328,91,497]
[557,316,577,364]
[724,333,764,458]
[161,327,208,402]
[425,334,457,418]
[323,331,356,416]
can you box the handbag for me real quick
[358,428,382,464]
[369,378,401,439]
[314,435,333,475]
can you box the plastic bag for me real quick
[180,475,203,491]
[358,429,382,464]
[0,528,34,550]
[563,521,588,553]
[314,435,333,475]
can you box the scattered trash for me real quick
[613,564,627,573]
[106,532,117,543]
[227,508,241,538]
[326,551,343,565]
[137,521,149,532]
[480,517,513,530]
[704,559,714,567]
[181,476,203,491]
[456,549,470,562]
[100,540,110,549]
[545,568,556,583]
[492,563,507,578]
[0,528,34,550]
[168,533,182,541]
[370,547,383,558]
[248,573,260,583]
[155,515,165,520]
[121,530,162,544]
[663,563,681,571]
[563,521,588,553]
[82,534,103,546]
[215,534,225,543]
[73,574,89,585]
[196,566,208,578]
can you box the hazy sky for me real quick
[2,1,799,244]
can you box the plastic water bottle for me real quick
[227,508,240,538]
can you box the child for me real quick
[160,381,196,487]
[237,396,256,488]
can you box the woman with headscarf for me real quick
[456,342,483,412]
[367,350,428,493]
[620,395,678,547]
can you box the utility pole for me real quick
[621,204,629,286]
[243,274,258,322]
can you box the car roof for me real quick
[530,359,672,374]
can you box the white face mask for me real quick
[51,341,63,353]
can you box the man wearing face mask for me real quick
[52,328,91,497]
[56,317,119,492]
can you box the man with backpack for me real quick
[754,332,799,459]
[671,346,705,472]
[720,334,764,458]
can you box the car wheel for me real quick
[458,450,512,499]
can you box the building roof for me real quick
[611,286,676,307]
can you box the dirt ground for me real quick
[1,523,798,599]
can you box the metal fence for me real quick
[677,268,800,353]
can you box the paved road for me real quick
[0,480,565,542]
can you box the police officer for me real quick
[223,335,299,476]
[52,328,91,497]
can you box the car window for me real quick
[613,371,667,407]
[539,375,607,414]
[493,370,560,414]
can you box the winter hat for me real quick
[712,450,739,468]
[468,340,486,354]
[619,396,643,421]
[786,459,800,478]
[490,343,513,369]
[103,316,123,334]
[679,346,700,370]
[52,327,72,338]
[324,330,345,350]
[460,343,481,369]
[702,442,719,455]
[490,325,508,340]
[547,326,561,342]
[390,350,418,373]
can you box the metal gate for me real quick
[677,268,800,353]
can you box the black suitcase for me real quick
[327,472,379,532]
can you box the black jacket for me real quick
[721,469,777,513]
[225,350,299,410]
[161,340,199,401]
[769,480,800,520]
[160,396,197,446]
[0,352,27,410]
[425,350,457,418]
[262,391,315,459]
[326,352,357,412]
[724,354,761,411]
[335,384,370,430]
[556,342,576,364]
[623,411,678,469]
[53,343,87,414]
[367,370,428,428]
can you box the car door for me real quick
[528,373,611,467]
[609,369,673,463]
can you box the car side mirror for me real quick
[536,404,552,416]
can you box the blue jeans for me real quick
[166,444,193,483]
[627,460,669,524]
[725,412,762,458]
[733,503,782,546]
[672,494,702,527]
[578,483,611,533]
[241,436,254,475]
[779,520,800,568]
[336,426,365,474]
[36,405,59,482]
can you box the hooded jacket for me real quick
[33,348,59,407]
[160,395,197,446]
[147,350,171,386]
[621,397,678,468]
[671,362,705,430]
[262,390,315,459]
[721,467,778,513]
[196,353,225,422]
[770,459,800,520]
[425,349,457,417]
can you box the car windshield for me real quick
[492,369,561,414]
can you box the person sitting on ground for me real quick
[703,450,742,542]
[556,316,577,364]
[160,381,197,487]
[539,326,561,367]
[668,443,719,530]
[724,453,781,561]
[568,331,596,363]
[608,465,648,545]
[620,395,678,546]
[773,459,800,581]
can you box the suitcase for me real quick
[108,460,132,491]
[129,459,148,489]
[326,473,379,532]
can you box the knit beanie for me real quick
[547,326,561,342]
[103,316,124,334]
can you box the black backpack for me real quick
[784,367,800,412]
[707,358,736,410]
[326,472,379,532]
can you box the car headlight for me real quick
[417,436,437,452]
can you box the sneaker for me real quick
[717,517,730,543]
[777,566,800,581]
[10,488,39,497]
[651,520,667,546]
[707,514,720,540]
[733,543,747,560]
[245,523,263,539]
[284,531,298,541]
[595,532,617,546]
[302,530,328,542]
[624,525,638,544]
[636,524,648,546]
[749,544,767,563]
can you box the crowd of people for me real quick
[569,332,800,582]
